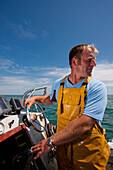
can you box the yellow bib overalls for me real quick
[56,76,110,170]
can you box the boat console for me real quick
[0,87,57,170]
[10,97,24,113]
[0,96,12,116]
[0,96,24,117]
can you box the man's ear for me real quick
[72,58,77,67]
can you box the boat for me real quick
[0,87,58,170]
[0,87,113,170]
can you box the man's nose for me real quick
[91,59,96,67]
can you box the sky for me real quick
[0,0,113,95]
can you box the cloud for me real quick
[93,62,113,94]
[0,58,14,68]
[0,76,52,95]
[7,21,37,39]
[31,66,70,78]
[5,19,49,40]
[23,19,31,27]
[44,67,70,78]
[0,60,113,94]
[93,63,113,85]
[0,58,27,74]
[41,30,48,39]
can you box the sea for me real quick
[2,94,113,143]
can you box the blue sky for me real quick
[0,0,113,95]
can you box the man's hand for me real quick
[24,95,55,109]
[24,96,36,109]
[31,139,53,160]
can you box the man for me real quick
[24,44,110,169]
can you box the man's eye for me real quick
[88,59,92,62]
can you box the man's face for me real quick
[78,48,96,77]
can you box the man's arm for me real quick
[51,114,95,145]
[24,94,56,109]
[31,114,95,159]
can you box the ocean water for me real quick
[102,95,113,142]
[2,94,113,142]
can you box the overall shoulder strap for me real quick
[82,76,92,87]
[56,75,67,115]
[82,76,92,94]
[60,75,67,86]
[80,76,92,112]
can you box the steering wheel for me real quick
[47,122,56,137]
[21,87,47,132]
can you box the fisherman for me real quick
[24,44,110,169]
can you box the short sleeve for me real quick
[50,78,62,102]
[83,78,107,122]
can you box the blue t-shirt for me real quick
[50,75,107,125]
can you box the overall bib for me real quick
[56,76,110,170]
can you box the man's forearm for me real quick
[35,95,52,105]
[24,94,55,109]
[35,94,56,105]
[51,114,95,145]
